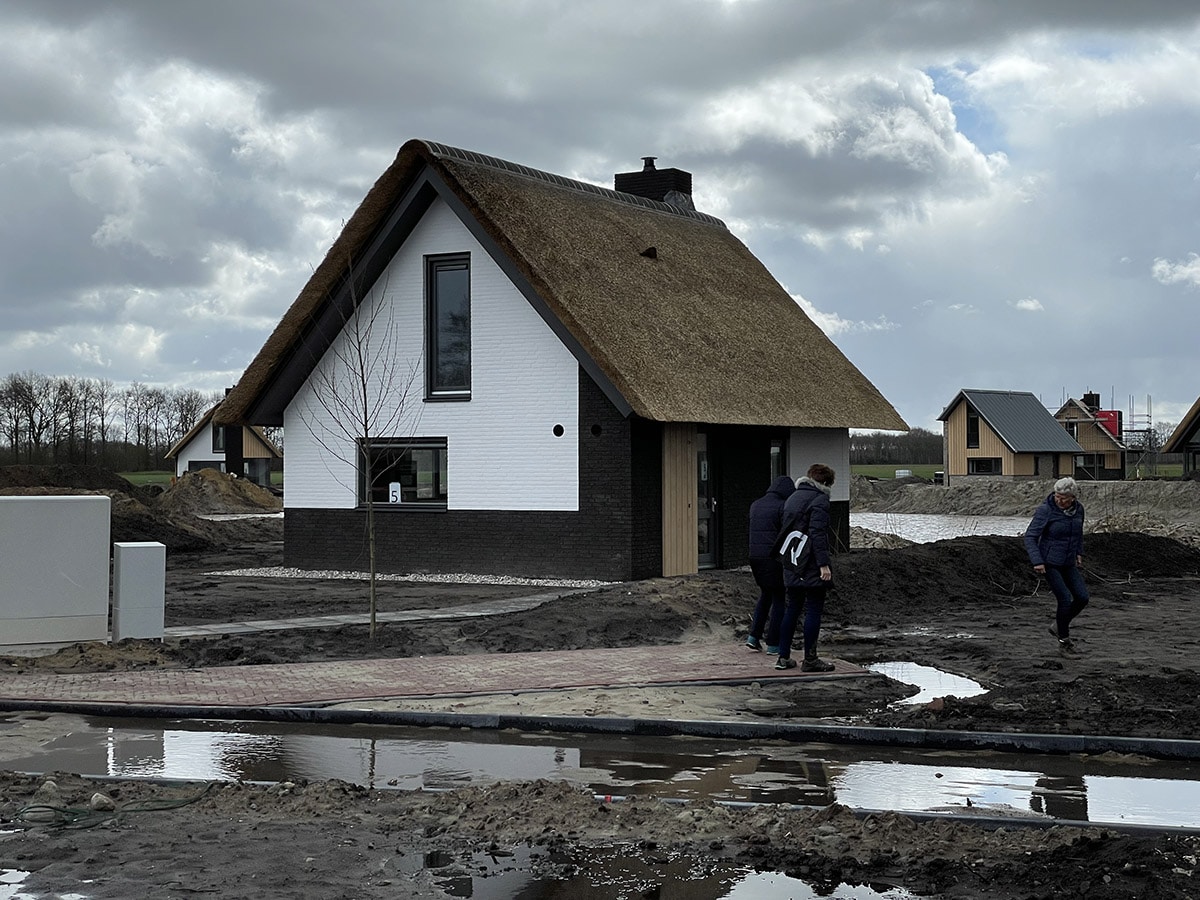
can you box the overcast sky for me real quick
[3,1,1199,433]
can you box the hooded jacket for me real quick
[779,476,832,588]
[1024,493,1085,567]
[748,475,797,560]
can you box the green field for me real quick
[850,464,941,480]
[119,470,174,486]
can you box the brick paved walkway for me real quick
[0,644,864,708]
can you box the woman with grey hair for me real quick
[1024,476,1090,651]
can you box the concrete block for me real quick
[112,541,166,641]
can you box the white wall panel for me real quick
[787,428,851,502]
[0,496,110,646]
[285,199,580,511]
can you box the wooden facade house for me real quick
[218,140,906,581]
[938,389,1083,485]
[1163,394,1200,475]
[1053,394,1126,480]
[165,404,281,489]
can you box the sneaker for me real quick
[745,636,762,652]
[766,645,780,655]
[774,656,797,670]
[1048,624,1074,650]
[801,657,835,673]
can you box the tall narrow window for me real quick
[212,425,225,453]
[426,254,470,398]
[966,411,980,449]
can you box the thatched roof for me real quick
[219,139,906,431]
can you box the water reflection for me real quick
[853,512,1027,543]
[868,661,988,705]
[452,844,921,898]
[7,718,1200,828]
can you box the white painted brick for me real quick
[285,198,579,512]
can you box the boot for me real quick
[801,653,834,673]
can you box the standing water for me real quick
[852,512,1028,543]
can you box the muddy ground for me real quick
[3,466,1200,898]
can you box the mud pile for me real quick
[156,468,282,516]
[0,464,280,553]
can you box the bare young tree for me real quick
[295,261,421,637]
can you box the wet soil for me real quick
[3,466,1200,898]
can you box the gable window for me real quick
[966,411,980,449]
[212,425,225,453]
[967,457,1001,475]
[359,438,448,507]
[425,254,471,399]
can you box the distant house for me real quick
[219,140,906,581]
[165,404,281,489]
[938,389,1083,484]
[1163,395,1200,475]
[1053,391,1126,480]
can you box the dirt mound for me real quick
[0,464,279,554]
[833,532,1200,620]
[0,463,137,494]
[156,468,282,516]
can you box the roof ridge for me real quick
[420,139,727,229]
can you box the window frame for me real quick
[358,437,449,509]
[966,411,980,449]
[212,425,225,453]
[424,253,471,401]
[967,457,1002,475]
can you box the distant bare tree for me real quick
[295,261,421,637]
[1153,420,1178,451]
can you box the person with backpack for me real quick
[775,463,837,672]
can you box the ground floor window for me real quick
[967,457,1002,475]
[359,438,448,507]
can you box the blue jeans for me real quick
[748,559,785,645]
[1044,564,1089,639]
[778,584,827,660]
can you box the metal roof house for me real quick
[938,389,1083,485]
[1163,394,1200,476]
[219,139,906,581]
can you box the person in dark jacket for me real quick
[745,475,797,653]
[775,463,837,672]
[1024,476,1089,651]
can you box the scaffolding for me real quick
[1124,394,1158,477]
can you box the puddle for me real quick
[6,717,1200,828]
[437,844,921,898]
[0,871,30,900]
[868,661,988,705]
[853,512,1028,543]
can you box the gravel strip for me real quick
[203,566,614,589]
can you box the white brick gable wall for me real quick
[284,198,581,511]
[173,429,222,477]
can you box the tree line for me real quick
[0,371,224,471]
[850,427,943,465]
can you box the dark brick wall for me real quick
[284,367,643,582]
[629,416,663,579]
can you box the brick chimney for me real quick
[615,156,694,208]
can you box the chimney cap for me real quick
[641,156,657,171]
